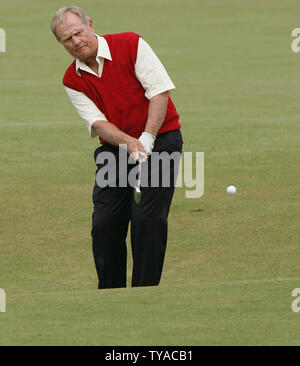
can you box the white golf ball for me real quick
[226,185,237,195]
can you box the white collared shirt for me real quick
[64,35,175,137]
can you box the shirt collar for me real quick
[75,35,112,76]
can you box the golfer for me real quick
[51,6,183,289]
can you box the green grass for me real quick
[1,0,300,345]
[2,281,300,346]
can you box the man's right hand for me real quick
[127,139,147,162]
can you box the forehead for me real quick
[56,12,87,39]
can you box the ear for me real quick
[89,19,94,31]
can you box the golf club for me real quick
[134,157,142,204]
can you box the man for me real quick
[51,6,183,289]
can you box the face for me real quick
[55,12,98,62]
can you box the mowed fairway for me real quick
[0,0,300,345]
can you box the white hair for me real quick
[51,6,90,40]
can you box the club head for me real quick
[134,186,141,204]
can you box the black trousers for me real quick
[91,129,183,289]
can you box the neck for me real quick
[83,35,99,73]
[85,56,98,69]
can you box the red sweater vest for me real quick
[63,32,180,144]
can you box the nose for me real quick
[72,36,81,46]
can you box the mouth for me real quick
[75,45,87,53]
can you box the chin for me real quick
[77,49,91,61]
[78,55,90,63]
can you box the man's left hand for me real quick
[138,132,155,156]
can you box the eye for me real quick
[63,35,72,43]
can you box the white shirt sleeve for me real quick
[64,86,108,137]
[135,37,176,100]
